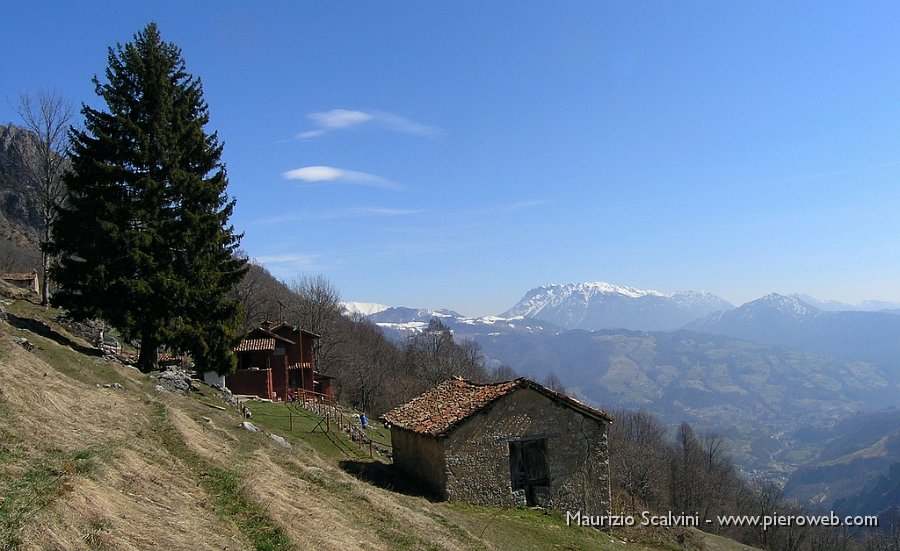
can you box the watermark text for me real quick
[566,510,879,531]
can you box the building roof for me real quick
[380,378,611,437]
[0,272,37,281]
[248,327,296,344]
[267,321,321,339]
[234,338,276,353]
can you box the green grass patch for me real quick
[441,502,673,551]
[244,401,381,462]
[151,403,292,551]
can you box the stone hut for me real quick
[381,378,611,516]
[0,271,39,295]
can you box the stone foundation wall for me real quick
[443,388,610,516]
[390,428,447,498]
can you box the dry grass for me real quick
[0,300,729,551]
[0,318,249,550]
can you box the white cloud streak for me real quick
[339,207,423,217]
[252,253,327,280]
[374,111,443,138]
[296,109,442,140]
[250,207,424,226]
[252,253,319,267]
[283,165,402,191]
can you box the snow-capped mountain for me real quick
[719,292,821,322]
[501,281,733,331]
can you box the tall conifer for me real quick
[51,23,247,373]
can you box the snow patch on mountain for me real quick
[755,293,820,320]
[501,281,732,331]
[341,302,390,316]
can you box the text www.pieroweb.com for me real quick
[566,510,879,530]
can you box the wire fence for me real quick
[236,391,392,459]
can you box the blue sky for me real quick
[4,2,900,316]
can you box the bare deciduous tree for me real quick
[288,274,346,373]
[403,318,488,386]
[14,90,74,305]
[490,363,519,382]
[335,316,401,414]
[609,409,669,511]
[542,372,566,393]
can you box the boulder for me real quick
[269,434,292,450]
[153,367,193,395]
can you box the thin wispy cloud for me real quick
[296,109,442,140]
[374,112,443,138]
[720,159,900,196]
[253,253,320,268]
[297,109,374,139]
[283,165,403,191]
[253,253,328,280]
[250,206,424,226]
[458,199,549,217]
[503,200,549,212]
[340,207,423,217]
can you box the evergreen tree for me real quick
[50,23,247,373]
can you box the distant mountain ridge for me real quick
[686,293,900,368]
[790,293,900,313]
[501,281,733,331]
[364,306,556,341]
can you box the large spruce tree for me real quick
[50,23,247,373]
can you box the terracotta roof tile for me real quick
[380,378,611,437]
[234,338,275,353]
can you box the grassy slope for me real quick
[0,295,756,551]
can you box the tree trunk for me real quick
[40,250,50,306]
[138,335,159,373]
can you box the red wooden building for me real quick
[226,322,334,403]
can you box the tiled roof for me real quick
[380,378,611,437]
[235,338,275,352]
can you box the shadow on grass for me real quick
[339,460,442,502]
[6,313,102,357]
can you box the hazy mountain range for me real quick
[349,281,900,509]
[686,293,900,368]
